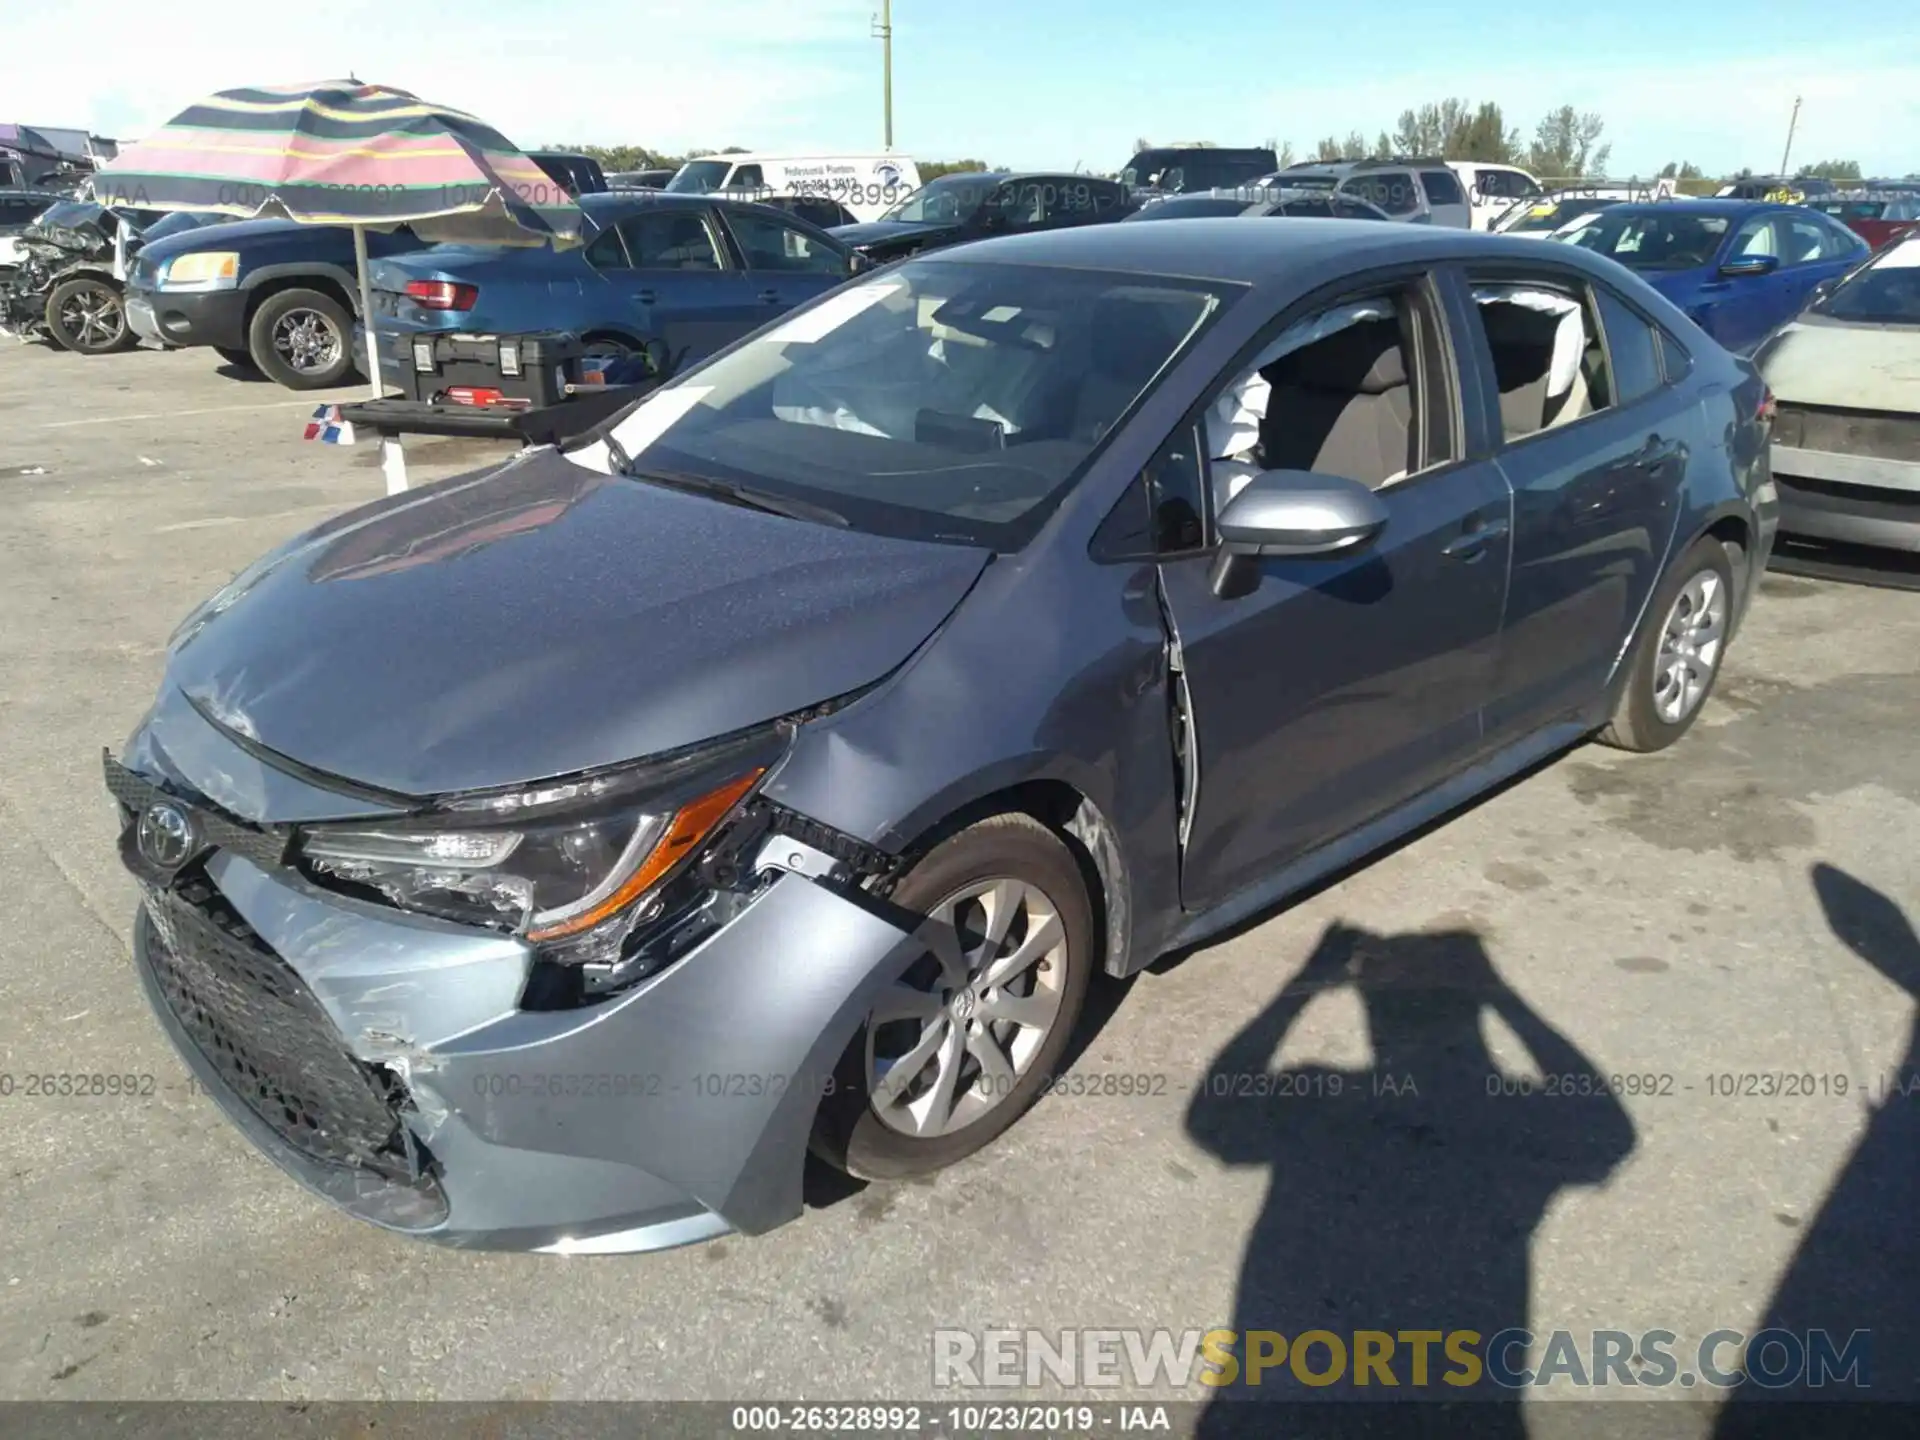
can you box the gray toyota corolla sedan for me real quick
[108,219,1778,1253]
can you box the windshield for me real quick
[878,174,999,224]
[666,159,732,194]
[1553,210,1730,269]
[602,259,1229,550]
[1813,241,1920,323]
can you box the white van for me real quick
[664,153,923,223]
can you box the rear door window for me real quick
[722,208,849,275]
[1342,171,1421,217]
[618,211,725,270]
[1593,289,1662,403]
[1419,169,1465,207]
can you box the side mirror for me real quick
[643,337,671,376]
[1719,253,1780,277]
[848,250,875,274]
[1217,469,1390,557]
[1809,276,1838,302]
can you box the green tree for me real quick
[1658,160,1705,179]
[1796,158,1861,180]
[918,159,992,181]
[1313,135,1346,162]
[1527,105,1609,180]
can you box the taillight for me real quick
[1756,388,1776,425]
[405,279,478,311]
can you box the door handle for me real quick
[635,288,657,305]
[1630,435,1680,469]
[758,288,781,304]
[1441,514,1510,558]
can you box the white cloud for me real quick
[9,0,876,153]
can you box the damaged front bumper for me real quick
[113,719,923,1254]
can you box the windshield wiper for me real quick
[626,468,850,528]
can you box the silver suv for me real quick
[1261,156,1473,227]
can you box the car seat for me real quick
[1255,318,1414,488]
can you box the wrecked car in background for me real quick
[1759,234,1920,557]
[0,196,185,353]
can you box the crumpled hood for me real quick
[162,449,990,797]
[1759,314,1920,411]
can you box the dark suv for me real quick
[1119,146,1278,197]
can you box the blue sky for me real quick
[19,0,1920,179]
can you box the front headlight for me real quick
[297,739,774,968]
[161,250,239,290]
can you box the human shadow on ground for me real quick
[1185,920,1636,1438]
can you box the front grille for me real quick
[102,751,292,873]
[1774,403,1920,464]
[141,874,414,1179]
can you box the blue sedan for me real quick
[1549,199,1868,354]
[369,192,859,382]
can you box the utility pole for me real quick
[1778,95,1801,178]
[871,2,894,150]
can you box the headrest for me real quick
[1264,317,1406,394]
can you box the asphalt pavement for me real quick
[1,342,1915,1430]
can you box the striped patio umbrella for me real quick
[90,80,583,246]
[89,81,588,483]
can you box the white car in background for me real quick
[1757,234,1920,556]
[1447,162,1545,229]
[661,153,923,223]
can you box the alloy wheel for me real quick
[866,877,1068,1138]
[273,308,344,375]
[1652,570,1726,724]
[58,284,122,347]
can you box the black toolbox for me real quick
[396,330,589,406]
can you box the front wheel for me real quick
[1598,535,1736,752]
[811,814,1094,1180]
[248,288,355,389]
[45,277,135,354]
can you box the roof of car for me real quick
[1597,198,1789,216]
[921,216,1620,286]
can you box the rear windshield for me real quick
[1128,196,1254,220]
[667,160,733,194]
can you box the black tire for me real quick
[1598,535,1737,753]
[247,287,355,390]
[213,345,257,370]
[44,277,136,354]
[811,813,1094,1181]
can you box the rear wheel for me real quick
[1598,535,1735,752]
[811,814,1093,1180]
[45,278,135,354]
[248,288,355,389]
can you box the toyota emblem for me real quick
[136,801,198,870]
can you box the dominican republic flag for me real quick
[303,404,355,444]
